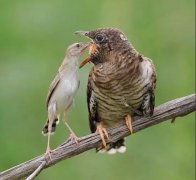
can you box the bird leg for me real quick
[45,128,52,160]
[64,110,78,144]
[125,114,133,134]
[96,122,109,148]
[45,120,52,160]
[45,102,57,160]
[64,121,78,144]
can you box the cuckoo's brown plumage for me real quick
[76,28,157,154]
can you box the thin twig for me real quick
[26,161,46,180]
[0,94,195,180]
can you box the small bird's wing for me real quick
[46,72,60,107]
[87,71,99,133]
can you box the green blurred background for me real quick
[0,0,195,179]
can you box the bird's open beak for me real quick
[79,42,97,68]
[74,31,90,37]
[75,31,97,69]
[79,56,91,68]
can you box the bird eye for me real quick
[76,43,80,48]
[95,33,107,44]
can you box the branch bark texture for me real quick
[0,94,195,180]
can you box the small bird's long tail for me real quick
[42,118,59,136]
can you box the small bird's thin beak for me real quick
[80,42,91,51]
[74,31,90,37]
[79,42,91,55]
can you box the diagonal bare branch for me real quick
[0,94,195,180]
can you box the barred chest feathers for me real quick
[90,56,154,127]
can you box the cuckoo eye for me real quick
[95,33,107,44]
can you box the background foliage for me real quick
[0,0,195,179]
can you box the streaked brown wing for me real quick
[87,70,99,133]
[140,58,157,116]
[149,68,157,114]
[46,72,60,107]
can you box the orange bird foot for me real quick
[125,114,133,134]
[96,122,109,148]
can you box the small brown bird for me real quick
[42,42,90,157]
[76,28,156,154]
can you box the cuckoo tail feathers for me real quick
[96,138,126,154]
